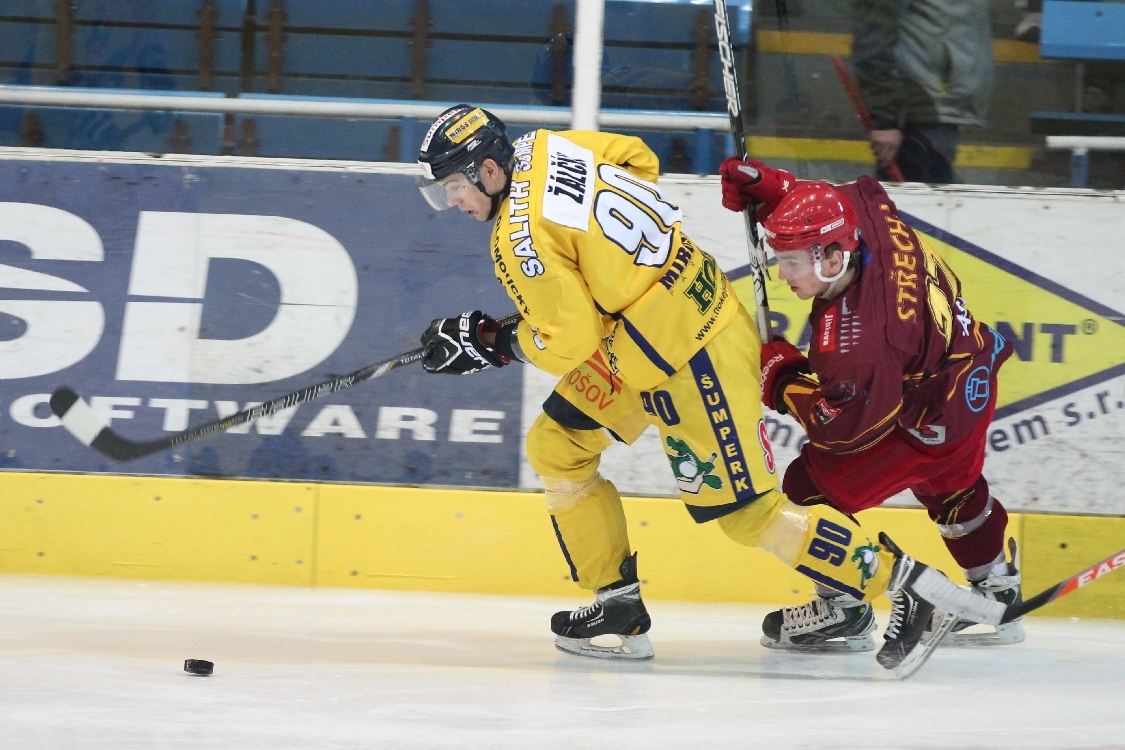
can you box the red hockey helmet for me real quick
[761,181,860,254]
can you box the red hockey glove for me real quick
[759,336,809,414]
[719,158,796,219]
[420,311,510,374]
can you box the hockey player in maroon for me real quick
[720,158,1023,652]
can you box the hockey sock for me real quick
[917,479,1010,571]
[964,552,1009,583]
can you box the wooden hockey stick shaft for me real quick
[713,0,772,341]
[1001,545,1125,623]
[50,312,523,461]
[828,54,907,183]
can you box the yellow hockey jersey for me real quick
[493,129,741,390]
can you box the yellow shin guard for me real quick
[720,492,895,602]
[544,474,631,591]
[527,412,632,591]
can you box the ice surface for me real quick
[1,575,1122,749]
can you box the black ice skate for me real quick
[761,588,876,653]
[939,538,1025,648]
[875,532,1007,680]
[551,553,654,660]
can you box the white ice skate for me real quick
[760,589,876,653]
[940,538,1025,647]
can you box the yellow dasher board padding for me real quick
[1,471,1121,617]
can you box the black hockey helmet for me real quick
[417,104,515,218]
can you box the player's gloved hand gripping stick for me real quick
[420,311,511,374]
[50,312,522,461]
[758,336,809,414]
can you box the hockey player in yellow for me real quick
[414,105,1003,675]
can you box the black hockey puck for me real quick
[184,659,214,676]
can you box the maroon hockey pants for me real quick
[783,401,1007,571]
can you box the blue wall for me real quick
[0,157,523,487]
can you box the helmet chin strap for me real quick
[473,164,511,222]
[484,177,510,221]
[812,244,852,299]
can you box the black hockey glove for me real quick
[420,311,510,375]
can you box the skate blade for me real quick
[892,610,957,681]
[759,633,875,653]
[940,620,1026,648]
[554,633,655,661]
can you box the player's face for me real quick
[417,171,491,220]
[774,248,828,300]
[440,173,491,221]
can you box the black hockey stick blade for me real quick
[51,386,163,461]
[1001,546,1125,623]
[51,312,522,461]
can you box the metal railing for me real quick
[1045,135,1125,188]
[0,85,732,132]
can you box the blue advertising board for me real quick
[0,155,523,488]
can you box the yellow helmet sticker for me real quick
[447,108,488,145]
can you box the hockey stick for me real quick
[1000,545,1125,623]
[896,547,1124,680]
[50,312,523,461]
[713,0,772,341]
[828,54,906,183]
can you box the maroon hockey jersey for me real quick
[780,177,1012,454]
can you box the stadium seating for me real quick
[0,0,742,171]
[0,0,1101,184]
[1031,1,1125,186]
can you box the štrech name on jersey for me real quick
[730,215,1125,424]
[542,133,593,232]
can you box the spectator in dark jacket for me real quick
[852,0,995,183]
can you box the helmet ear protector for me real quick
[417,105,515,219]
[764,233,860,283]
[762,182,860,293]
